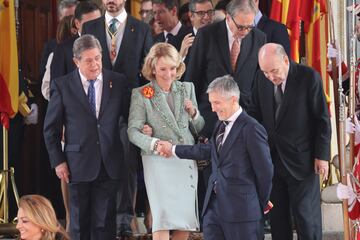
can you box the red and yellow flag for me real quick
[0,0,19,129]
[270,0,300,62]
[300,0,329,94]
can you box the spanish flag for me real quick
[0,0,19,129]
[300,0,330,94]
[270,0,300,62]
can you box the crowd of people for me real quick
[14,0,334,239]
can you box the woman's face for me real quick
[16,207,43,240]
[154,57,177,86]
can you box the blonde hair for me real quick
[142,42,186,81]
[18,195,69,240]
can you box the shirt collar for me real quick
[105,9,127,25]
[254,10,262,26]
[78,70,103,86]
[226,106,243,123]
[164,21,182,38]
[193,27,198,35]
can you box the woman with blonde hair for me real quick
[128,42,205,240]
[16,195,69,240]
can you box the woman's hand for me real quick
[184,99,196,118]
[142,124,153,137]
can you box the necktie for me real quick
[109,18,118,35]
[166,33,175,44]
[274,84,283,121]
[215,121,229,153]
[88,80,96,116]
[230,36,240,72]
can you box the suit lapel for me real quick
[235,31,252,74]
[113,16,135,70]
[218,112,247,162]
[212,121,221,166]
[216,20,232,73]
[97,16,112,70]
[72,71,95,116]
[256,15,267,30]
[98,70,111,119]
[171,82,182,121]
[275,62,298,128]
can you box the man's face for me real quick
[140,1,153,22]
[153,3,177,31]
[74,48,102,80]
[103,0,125,14]
[190,1,214,30]
[208,91,237,121]
[59,5,76,20]
[259,54,290,86]
[75,10,102,33]
[226,11,255,39]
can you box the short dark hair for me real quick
[215,0,230,11]
[74,1,100,21]
[58,0,78,16]
[152,0,179,11]
[189,0,213,12]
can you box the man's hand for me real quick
[142,124,153,137]
[314,158,329,181]
[157,140,173,157]
[179,33,195,58]
[24,103,38,125]
[327,42,340,66]
[55,162,70,183]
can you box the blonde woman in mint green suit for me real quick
[128,43,204,240]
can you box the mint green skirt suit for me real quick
[127,81,204,232]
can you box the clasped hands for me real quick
[155,140,174,158]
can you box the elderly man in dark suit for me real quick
[184,0,266,138]
[253,0,290,56]
[82,0,153,237]
[158,75,273,240]
[248,43,331,240]
[44,34,128,240]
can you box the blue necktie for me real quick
[109,18,118,35]
[88,80,96,116]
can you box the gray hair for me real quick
[73,34,102,59]
[206,75,240,99]
[58,0,78,17]
[226,0,256,18]
[189,0,213,12]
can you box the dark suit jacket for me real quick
[184,20,266,137]
[248,62,331,180]
[50,35,79,81]
[153,24,192,51]
[176,111,273,223]
[82,15,153,89]
[43,69,128,182]
[257,15,290,56]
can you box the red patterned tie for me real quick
[230,36,240,72]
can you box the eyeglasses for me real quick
[230,15,254,32]
[139,9,153,15]
[192,9,215,18]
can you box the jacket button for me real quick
[191,185,195,188]
[96,141,99,145]
[190,175,193,179]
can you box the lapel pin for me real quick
[110,80,113,89]
[131,27,135,32]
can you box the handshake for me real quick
[155,140,174,158]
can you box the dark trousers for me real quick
[269,156,322,240]
[69,163,117,240]
[203,194,263,240]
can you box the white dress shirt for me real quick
[225,20,241,51]
[79,70,103,118]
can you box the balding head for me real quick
[258,43,290,85]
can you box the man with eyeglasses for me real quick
[184,0,266,139]
[253,0,290,56]
[179,0,215,63]
[139,0,153,23]
[153,0,192,51]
